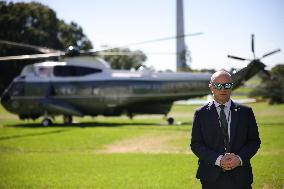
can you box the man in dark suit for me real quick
[190,70,261,189]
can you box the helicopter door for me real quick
[101,86,120,108]
[101,85,128,109]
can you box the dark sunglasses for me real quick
[212,83,233,90]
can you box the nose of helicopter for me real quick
[1,90,10,110]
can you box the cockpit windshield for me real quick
[20,65,35,76]
[21,64,53,77]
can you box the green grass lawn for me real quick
[0,102,283,189]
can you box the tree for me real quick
[99,48,147,70]
[0,1,92,54]
[57,21,92,50]
[249,64,284,104]
[0,1,93,92]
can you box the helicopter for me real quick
[0,34,281,126]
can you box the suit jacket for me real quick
[190,100,261,186]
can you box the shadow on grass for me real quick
[0,129,70,141]
[6,121,193,128]
[258,122,284,126]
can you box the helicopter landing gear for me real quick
[42,118,52,126]
[63,115,73,125]
[167,117,174,125]
[42,112,53,126]
[127,112,134,119]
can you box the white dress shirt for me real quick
[213,99,242,167]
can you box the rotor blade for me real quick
[262,49,281,58]
[251,34,255,58]
[122,32,204,46]
[0,40,58,54]
[0,52,64,61]
[97,51,179,56]
[227,55,248,61]
[89,32,204,53]
[96,52,144,56]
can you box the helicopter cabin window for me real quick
[54,65,102,77]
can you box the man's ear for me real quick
[208,83,214,94]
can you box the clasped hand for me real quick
[220,153,241,171]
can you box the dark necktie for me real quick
[219,105,230,153]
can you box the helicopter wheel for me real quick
[42,118,52,126]
[63,115,73,125]
[167,117,174,125]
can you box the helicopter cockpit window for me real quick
[21,65,36,76]
[54,65,102,77]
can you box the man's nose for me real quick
[220,87,227,91]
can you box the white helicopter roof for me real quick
[111,66,211,81]
[19,57,211,82]
[64,57,111,70]
[20,57,111,76]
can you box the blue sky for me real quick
[10,0,284,71]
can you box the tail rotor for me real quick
[228,34,281,77]
[251,34,255,59]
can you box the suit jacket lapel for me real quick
[230,101,239,146]
[207,102,223,136]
